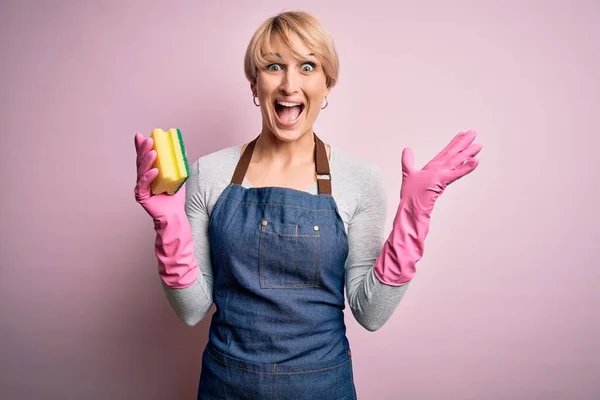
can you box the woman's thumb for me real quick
[401,147,414,176]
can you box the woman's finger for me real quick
[134,133,145,153]
[446,157,480,185]
[136,137,154,164]
[448,142,483,170]
[137,149,157,180]
[134,168,159,203]
[431,131,477,163]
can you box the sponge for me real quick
[149,128,190,195]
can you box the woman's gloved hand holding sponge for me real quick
[134,129,198,288]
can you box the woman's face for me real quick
[252,33,330,143]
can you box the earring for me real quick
[321,96,328,109]
[253,94,260,107]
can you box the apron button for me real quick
[313,225,319,231]
[261,220,268,226]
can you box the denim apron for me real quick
[198,133,357,399]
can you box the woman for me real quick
[133,10,482,399]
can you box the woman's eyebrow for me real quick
[263,52,316,58]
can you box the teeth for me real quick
[276,101,302,107]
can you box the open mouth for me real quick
[274,100,305,126]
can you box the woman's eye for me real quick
[267,64,282,71]
[301,63,315,72]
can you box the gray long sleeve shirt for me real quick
[161,143,410,331]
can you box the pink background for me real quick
[2,0,599,399]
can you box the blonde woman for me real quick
[134,10,482,399]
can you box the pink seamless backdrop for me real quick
[1,0,599,399]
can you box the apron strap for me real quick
[230,133,332,195]
[314,134,332,195]
[230,135,258,187]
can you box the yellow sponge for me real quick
[149,128,190,195]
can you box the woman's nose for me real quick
[279,70,300,94]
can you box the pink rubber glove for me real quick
[374,130,483,286]
[134,133,198,288]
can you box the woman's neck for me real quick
[252,130,316,168]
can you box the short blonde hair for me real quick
[244,11,340,88]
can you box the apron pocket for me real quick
[258,219,321,288]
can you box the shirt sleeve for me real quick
[160,160,215,326]
[344,163,411,331]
